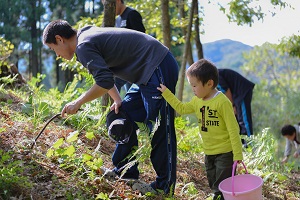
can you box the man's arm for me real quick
[282,139,292,163]
[61,84,108,117]
[107,85,122,113]
[224,88,234,105]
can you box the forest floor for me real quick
[0,91,299,200]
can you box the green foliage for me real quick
[242,43,300,133]
[222,0,287,26]
[46,130,103,178]
[181,182,198,197]
[0,74,19,88]
[278,34,300,58]
[225,0,264,26]
[0,150,31,198]
[243,128,292,183]
[175,117,203,154]
[0,37,14,67]
[95,192,110,200]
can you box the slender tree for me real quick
[177,0,197,102]
[28,0,39,77]
[161,0,171,48]
[101,0,116,109]
[194,0,203,60]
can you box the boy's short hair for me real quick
[42,20,77,45]
[281,124,296,136]
[186,59,218,87]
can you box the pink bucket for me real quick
[219,161,263,200]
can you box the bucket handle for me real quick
[231,161,248,196]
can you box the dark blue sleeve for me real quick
[76,42,115,89]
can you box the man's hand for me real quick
[293,151,299,158]
[110,100,122,114]
[157,84,167,92]
[281,156,289,164]
[61,101,81,117]
[108,85,122,114]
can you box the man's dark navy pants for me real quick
[111,51,179,194]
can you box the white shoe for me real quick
[100,167,138,182]
[100,167,118,180]
[132,182,158,195]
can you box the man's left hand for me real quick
[110,100,122,114]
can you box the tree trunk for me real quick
[101,0,116,110]
[161,0,171,48]
[102,0,116,27]
[177,0,197,102]
[194,0,204,60]
[178,0,194,66]
[30,0,39,78]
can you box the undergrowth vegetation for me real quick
[0,75,299,199]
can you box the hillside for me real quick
[0,84,299,199]
[202,39,253,70]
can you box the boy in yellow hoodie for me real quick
[157,59,243,200]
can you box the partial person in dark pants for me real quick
[42,20,178,195]
[104,0,146,93]
[218,69,255,146]
[158,59,243,200]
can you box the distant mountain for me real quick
[202,39,253,70]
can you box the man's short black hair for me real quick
[281,124,296,136]
[42,20,77,44]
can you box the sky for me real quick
[200,0,300,46]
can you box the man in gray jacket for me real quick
[281,124,300,163]
[42,20,179,195]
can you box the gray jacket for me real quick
[76,26,169,89]
[284,124,300,157]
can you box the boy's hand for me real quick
[157,84,167,92]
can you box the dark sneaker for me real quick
[213,193,224,200]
